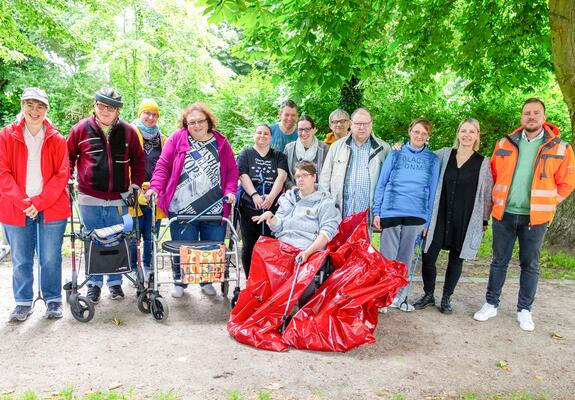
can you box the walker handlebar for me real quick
[175,215,223,223]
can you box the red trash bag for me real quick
[227,210,407,352]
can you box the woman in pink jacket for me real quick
[146,102,238,298]
[0,88,70,322]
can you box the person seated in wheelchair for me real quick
[253,160,341,265]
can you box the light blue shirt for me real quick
[343,138,371,217]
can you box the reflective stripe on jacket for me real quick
[491,122,575,225]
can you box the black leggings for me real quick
[421,241,464,297]
[238,205,274,279]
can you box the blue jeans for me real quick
[4,214,67,305]
[129,205,161,275]
[486,212,548,312]
[169,213,226,288]
[79,205,127,288]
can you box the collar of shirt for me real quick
[351,137,370,149]
[23,124,46,142]
[521,128,544,142]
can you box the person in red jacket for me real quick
[68,87,145,303]
[0,88,70,322]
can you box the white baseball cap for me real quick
[21,87,49,107]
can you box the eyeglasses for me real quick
[23,102,48,112]
[294,172,313,180]
[298,127,314,133]
[330,119,349,125]
[142,111,159,118]
[187,119,207,127]
[410,129,429,137]
[352,121,372,128]
[95,102,118,112]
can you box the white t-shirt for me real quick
[24,124,45,197]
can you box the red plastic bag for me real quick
[227,211,407,352]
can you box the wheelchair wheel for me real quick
[231,287,240,309]
[69,294,95,323]
[221,280,229,297]
[150,295,168,322]
[137,289,153,314]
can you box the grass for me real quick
[459,392,551,400]
[372,226,575,280]
[0,389,554,400]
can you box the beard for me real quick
[524,123,543,134]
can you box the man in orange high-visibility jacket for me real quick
[474,98,575,332]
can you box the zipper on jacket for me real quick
[508,130,556,227]
[103,130,113,198]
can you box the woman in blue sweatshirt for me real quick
[372,118,440,312]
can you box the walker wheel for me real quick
[221,280,229,297]
[137,289,153,314]
[150,295,168,322]
[69,294,95,323]
[231,287,240,309]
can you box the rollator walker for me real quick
[136,195,241,322]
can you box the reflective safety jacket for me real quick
[491,122,575,225]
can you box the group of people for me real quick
[1,86,574,334]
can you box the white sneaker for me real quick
[201,283,217,296]
[378,307,388,314]
[389,297,414,312]
[517,309,535,332]
[171,285,185,298]
[127,271,138,287]
[398,302,415,312]
[473,303,497,321]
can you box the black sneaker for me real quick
[87,285,101,304]
[109,285,125,300]
[413,292,435,310]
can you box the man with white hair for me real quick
[320,107,390,218]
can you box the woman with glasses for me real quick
[236,124,288,278]
[145,102,238,298]
[372,118,441,312]
[0,88,70,321]
[284,115,329,189]
[253,160,340,264]
[128,99,167,282]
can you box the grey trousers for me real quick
[380,224,424,302]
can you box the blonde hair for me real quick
[453,118,481,151]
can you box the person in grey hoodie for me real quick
[253,160,341,263]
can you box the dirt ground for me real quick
[0,255,574,400]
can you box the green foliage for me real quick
[211,69,278,152]
[0,0,83,62]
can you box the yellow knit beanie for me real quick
[137,98,160,116]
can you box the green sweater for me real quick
[506,136,543,215]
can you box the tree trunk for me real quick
[339,75,363,114]
[549,0,575,144]
[546,0,575,249]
